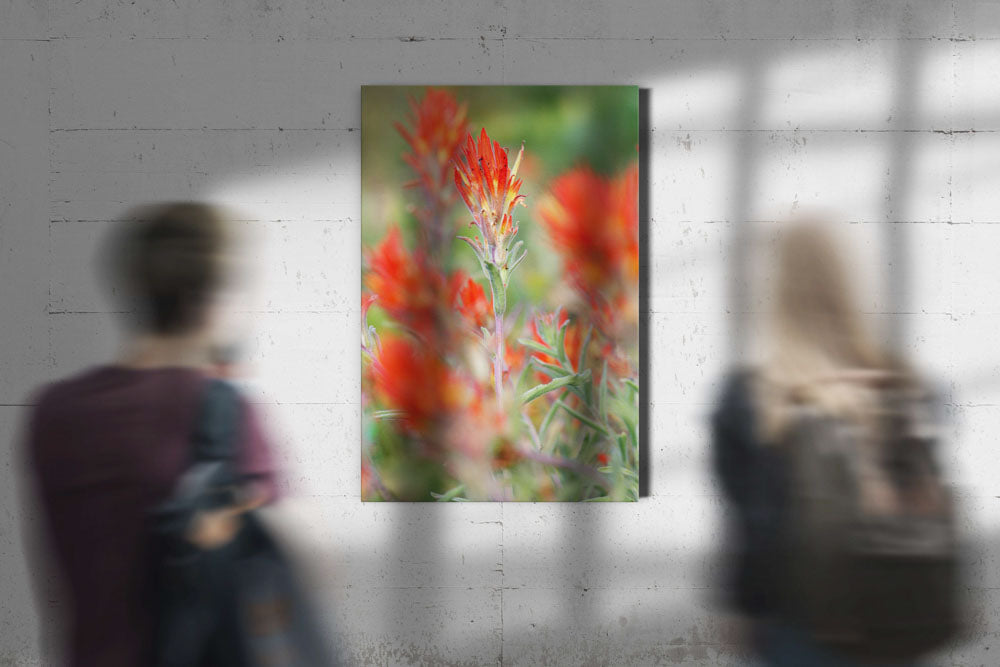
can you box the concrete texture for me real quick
[2,1,1000,664]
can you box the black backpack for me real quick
[149,378,338,666]
[779,379,962,661]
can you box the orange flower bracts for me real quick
[395,89,468,197]
[539,164,639,305]
[454,128,529,314]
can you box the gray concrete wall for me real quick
[2,1,999,664]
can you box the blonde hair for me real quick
[757,220,903,441]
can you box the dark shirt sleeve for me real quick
[235,398,283,502]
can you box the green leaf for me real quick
[483,261,507,315]
[430,484,466,502]
[456,235,482,255]
[556,398,611,436]
[623,416,638,451]
[530,357,570,378]
[554,317,571,365]
[521,373,585,405]
[517,338,556,356]
[507,242,528,274]
[564,384,590,404]
[577,325,593,373]
[513,361,530,396]
[598,466,637,478]
[599,359,609,422]
[564,368,593,403]
[538,389,567,439]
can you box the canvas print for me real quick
[361,85,639,501]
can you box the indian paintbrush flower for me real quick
[365,226,474,348]
[395,89,468,258]
[538,163,639,344]
[538,164,638,305]
[371,333,460,434]
[453,128,528,409]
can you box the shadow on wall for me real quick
[289,518,1000,665]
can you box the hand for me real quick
[186,507,242,550]
[185,483,268,550]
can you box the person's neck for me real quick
[119,331,209,370]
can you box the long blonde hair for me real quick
[757,220,903,441]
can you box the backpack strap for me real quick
[190,378,243,466]
[160,379,245,516]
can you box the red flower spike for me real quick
[395,89,469,257]
[454,128,527,271]
[613,163,640,284]
[371,335,457,432]
[365,227,449,340]
[539,163,639,309]
[395,89,468,198]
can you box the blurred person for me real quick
[19,203,284,666]
[711,220,961,666]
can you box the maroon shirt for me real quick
[23,365,280,667]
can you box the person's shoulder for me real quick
[27,366,110,413]
[711,365,762,431]
[21,367,119,458]
[27,381,60,413]
[717,365,759,404]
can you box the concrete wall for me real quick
[2,1,999,664]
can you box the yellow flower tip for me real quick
[511,143,525,177]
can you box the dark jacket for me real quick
[710,370,791,618]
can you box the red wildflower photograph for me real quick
[362,86,639,501]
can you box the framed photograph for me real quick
[362,85,639,501]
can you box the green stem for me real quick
[494,308,504,411]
